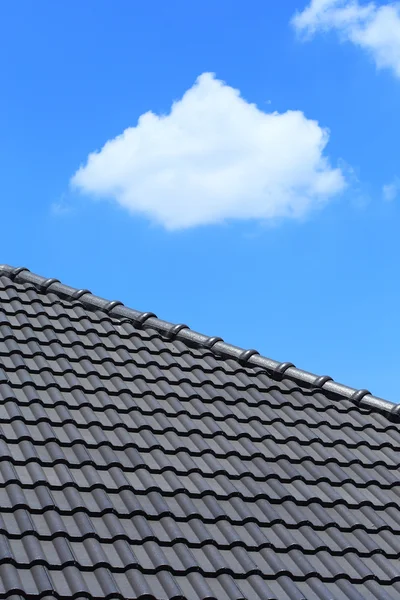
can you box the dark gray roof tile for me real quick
[0,267,400,598]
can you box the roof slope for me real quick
[0,264,399,600]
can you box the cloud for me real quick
[71,73,345,230]
[292,0,400,77]
[51,193,73,216]
[383,177,400,201]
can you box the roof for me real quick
[0,263,399,600]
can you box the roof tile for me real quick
[0,266,399,599]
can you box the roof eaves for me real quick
[1,264,398,418]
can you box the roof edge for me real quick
[1,264,398,418]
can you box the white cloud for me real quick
[292,0,400,77]
[51,193,73,216]
[71,73,345,230]
[383,177,400,200]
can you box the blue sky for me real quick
[1,0,400,401]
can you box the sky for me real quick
[1,0,400,402]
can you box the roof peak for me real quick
[1,263,397,418]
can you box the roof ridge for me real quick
[0,264,398,418]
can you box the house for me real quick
[0,263,399,600]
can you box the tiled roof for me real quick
[0,263,399,600]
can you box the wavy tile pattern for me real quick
[0,273,399,600]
